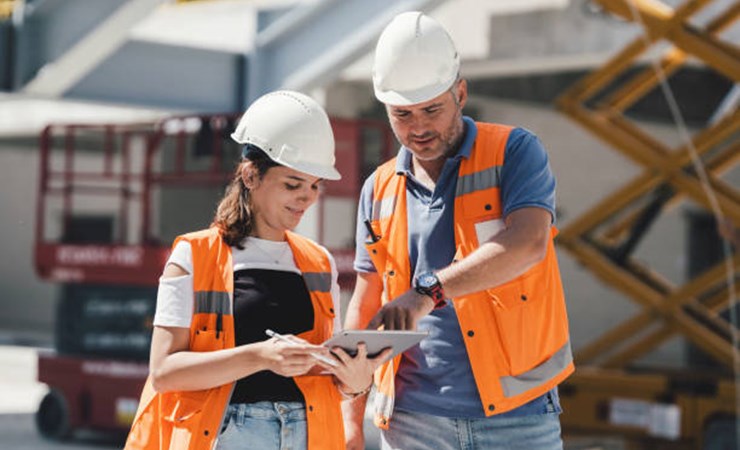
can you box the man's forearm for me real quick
[437,208,550,298]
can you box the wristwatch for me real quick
[414,271,447,309]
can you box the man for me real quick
[342,11,574,450]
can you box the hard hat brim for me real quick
[284,160,342,181]
[374,78,456,106]
[230,132,341,181]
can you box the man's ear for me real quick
[456,78,468,109]
[240,162,258,190]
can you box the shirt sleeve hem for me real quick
[504,203,556,223]
[152,317,192,328]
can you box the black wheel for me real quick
[35,389,71,440]
[703,415,738,450]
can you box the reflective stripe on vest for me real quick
[455,165,502,197]
[302,272,332,293]
[194,291,232,315]
[372,196,397,221]
[499,340,573,398]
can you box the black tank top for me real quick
[229,269,314,404]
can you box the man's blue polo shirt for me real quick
[353,117,560,418]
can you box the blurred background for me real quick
[0,0,738,448]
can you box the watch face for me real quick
[418,273,437,288]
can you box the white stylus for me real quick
[265,329,338,367]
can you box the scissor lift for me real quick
[555,0,739,447]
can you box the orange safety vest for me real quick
[125,228,345,450]
[365,123,574,428]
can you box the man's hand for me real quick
[366,289,435,330]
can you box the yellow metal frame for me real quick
[557,0,740,370]
[563,368,737,447]
[0,0,15,19]
[556,0,739,444]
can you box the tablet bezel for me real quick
[323,330,428,359]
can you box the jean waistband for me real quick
[227,401,306,423]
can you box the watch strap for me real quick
[414,272,447,309]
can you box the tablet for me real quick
[323,330,428,359]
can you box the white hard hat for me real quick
[373,11,459,106]
[231,90,341,180]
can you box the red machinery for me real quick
[33,113,394,439]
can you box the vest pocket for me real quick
[163,391,208,423]
[486,261,545,311]
[163,391,210,449]
[488,271,550,374]
[364,239,388,275]
[191,329,226,352]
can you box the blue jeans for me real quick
[216,402,307,450]
[380,405,563,450]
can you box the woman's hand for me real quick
[327,343,393,395]
[258,335,332,378]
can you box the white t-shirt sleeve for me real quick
[166,240,194,274]
[153,241,194,328]
[321,246,343,333]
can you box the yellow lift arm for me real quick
[555,0,739,447]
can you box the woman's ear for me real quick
[240,162,258,190]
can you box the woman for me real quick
[125,91,390,450]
